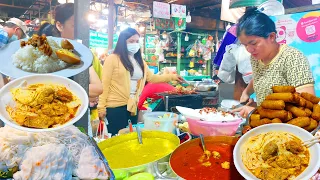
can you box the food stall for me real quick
[0,0,320,180]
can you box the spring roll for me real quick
[258,108,288,120]
[311,104,320,121]
[284,111,293,123]
[261,100,285,110]
[301,92,320,104]
[265,93,295,103]
[305,100,314,110]
[272,85,296,93]
[251,118,272,128]
[272,118,282,123]
[250,114,260,121]
[305,108,312,117]
[285,104,308,117]
[304,119,318,131]
[287,117,311,127]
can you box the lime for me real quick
[127,173,154,180]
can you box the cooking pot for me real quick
[164,136,243,180]
[98,131,180,179]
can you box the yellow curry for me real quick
[99,131,179,169]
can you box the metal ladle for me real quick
[200,134,211,159]
[136,126,143,144]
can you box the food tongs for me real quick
[88,136,115,180]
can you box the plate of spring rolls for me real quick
[245,85,320,133]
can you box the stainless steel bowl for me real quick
[195,83,217,92]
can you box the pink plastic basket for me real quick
[186,116,242,137]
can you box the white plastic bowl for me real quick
[0,74,89,132]
[233,124,320,180]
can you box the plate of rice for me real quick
[0,36,93,79]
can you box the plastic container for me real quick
[186,116,242,137]
[143,112,178,133]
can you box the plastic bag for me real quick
[234,44,252,84]
[217,44,237,83]
[217,43,252,84]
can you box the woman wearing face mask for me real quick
[38,3,103,122]
[98,28,183,135]
[232,8,315,117]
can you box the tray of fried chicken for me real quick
[244,85,320,134]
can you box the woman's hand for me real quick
[240,90,250,103]
[231,105,255,118]
[99,109,107,120]
[172,74,184,83]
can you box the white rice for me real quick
[12,38,68,73]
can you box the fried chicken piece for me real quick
[285,140,304,154]
[55,87,73,102]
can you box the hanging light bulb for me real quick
[186,11,191,23]
[162,31,168,39]
[226,23,231,30]
[185,34,189,41]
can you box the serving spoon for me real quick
[200,134,211,159]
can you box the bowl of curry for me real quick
[0,74,88,132]
[169,136,243,180]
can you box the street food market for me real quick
[0,0,320,179]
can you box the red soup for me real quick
[170,143,243,180]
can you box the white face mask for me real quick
[127,43,140,54]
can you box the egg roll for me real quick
[251,118,272,128]
[250,114,260,121]
[261,100,285,110]
[284,111,293,123]
[305,108,312,117]
[265,93,295,103]
[305,100,314,110]
[285,104,308,117]
[301,92,320,104]
[311,104,320,121]
[287,117,311,127]
[258,108,288,120]
[304,119,318,131]
[271,118,282,123]
[272,86,296,93]
[250,114,260,127]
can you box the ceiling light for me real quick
[58,0,74,4]
[185,34,189,41]
[162,31,168,39]
[139,25,145,33]
[102,8,109,15]
[226,23,231,30]
[186,11,191,23]
[87,13,96,22]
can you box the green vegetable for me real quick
[0,167,18,179]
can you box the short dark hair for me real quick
[37,22,60,37]
[237,7,276,38]
[38,3,74,37]
[113,28,144,76]
[54,3,74,25]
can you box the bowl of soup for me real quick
[169,136,243,180]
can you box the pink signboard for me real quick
[153,1,171,19]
